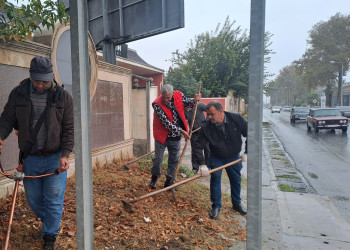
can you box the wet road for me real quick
[263,108,350,224]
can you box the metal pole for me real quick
[146,80,151,153]
[102,0,116,64]
[340,63,343,106]
[247,0,265,249]
[69,0,94,249]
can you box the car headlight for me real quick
[340,120,348,124]
[318,121,326,124]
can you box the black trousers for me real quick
[190,132,210,170]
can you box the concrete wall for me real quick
[131,85,157,156]
[0,39,136,198]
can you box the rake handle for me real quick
[124,150,155,168]
[128,158,242,204]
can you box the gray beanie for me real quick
[29,56,54,81]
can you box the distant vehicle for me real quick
[271,106,281,113]
[306,108,348,133]
[336,106,350,118]
[283,106,291,112]
[290,107,309,123]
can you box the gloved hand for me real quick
[242,153,247,162]
[199,165,210,177]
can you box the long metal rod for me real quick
[69,0,94,249]
[4,180,19,250]
[247,0,265,249]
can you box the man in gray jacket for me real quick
[0,56,74,249]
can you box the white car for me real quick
[271,106,281,113]
[283,106,291,112]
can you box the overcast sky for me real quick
[129,0,349,81]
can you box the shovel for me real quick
[122,158,242,213]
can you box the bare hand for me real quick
[0,138,3,152]
[58,156,70,173]
[194,94,201,102]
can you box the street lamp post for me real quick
[330,61,343,106]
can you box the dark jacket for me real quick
[185,102,207,131]
[0,78,74,157]
[193,111,247,164]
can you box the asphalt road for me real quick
[263,108,350,224]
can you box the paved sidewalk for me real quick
[261,131,350,250]
[181,129,350,249]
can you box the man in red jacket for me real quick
[150,84,201,189]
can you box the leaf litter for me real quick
[0,157,246,249]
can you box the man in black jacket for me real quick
[185,102,209,172]
[0,56,74,249]
[193,100,247,219]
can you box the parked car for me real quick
[290,107,309,123]
[306,108,348,133]
[271,106,281,113]
[283,106,291,112]
[336,106,350,118]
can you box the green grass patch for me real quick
[279,184,296,192]
[179,165,195,178]
[270,150,285,156]
[263,122,270,127]
[271,156,283,160]
[276,175,300,180]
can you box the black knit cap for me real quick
[29,56,54,81]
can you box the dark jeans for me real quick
[209,153,243,209]
[151,139,181,178]
[190,132,209,170]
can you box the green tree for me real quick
[268,65,308,106]
[166,16,272,99]
[0,0,68,42]
[294,13,350,106]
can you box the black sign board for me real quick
[60,0,184,48]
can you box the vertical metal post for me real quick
[69,0,94,249]
[146,80,151,153]
[340,63,343,106]
[247,0,265,249]
[119,0,124,36]
[102,0,116,64]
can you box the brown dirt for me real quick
[0,158,246,249]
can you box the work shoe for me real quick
[42,234,56,250]
[164,177,174,188]
[149,175,158,189]
[209,207,220,220]
[233,203,247,215]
